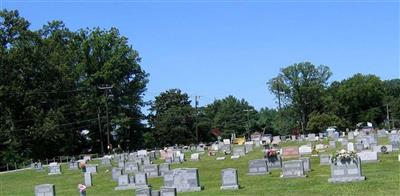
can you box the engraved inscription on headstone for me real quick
[281,160,306,178]
[35,184,55,196]
[248,159,269,175]
[220,168,239,190]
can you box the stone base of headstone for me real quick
[328,176,365,183]
[114,184,136,190]
[216,157,225,160]
[230,155,240,159]
[220,185,239,190]
[151,190,160,196]
[48,172,62,175]
[247,171,270,175]
[281,174,307,178]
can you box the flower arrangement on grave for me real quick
[331,149,358,165]
[265,149,278,158]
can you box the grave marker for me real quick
[163,168,202,192]
[35,184,55,196]
[220,168,239,190]
[281,160,306,178]
[248,159,269,175]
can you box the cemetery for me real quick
[0,4,399,196]
[1,129,400,195]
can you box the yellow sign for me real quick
[233,137,246,145]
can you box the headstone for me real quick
[348,132,354,140]
[307,134,316,141]
[245,141,254,153]
[112,167,123,181]
[125,161,139,173]
[216,157,226,161]
[83,155,91,162]
[152,190,160,196]
[266,155,282,170]
[329,141,336,148]
[136,187,151,196]
[315,144,326,151]
[35,184,55,196]
[232,146,245,157]
[273,136,281,143]
[372,145,393,153]
[68,161,78,170]
[115,174,136,190]
[220,168,239,190]
[223,139,231,145]
[138,150,147,156]
[143,164,159,178]
[160,187,177,196]
[101,157,111,166]
[248,159,269,175]
[347,142,355,152]
[291,135,296,141]
[282,146,300,158]
[85,165,97,174]
[230,155,240,159]
[328,157,365,183]
[281,160,306,178]
[135,173,149,188]
[159,163,170,176]
[48,163,62,175]
[190,153,200,161]
[84,173,92,187]
[357,151,378,163]
[320,154,330,165]
[163,168,201,192]
[341,139,348,147]
[299,145,312,155]
[221,144,231,153]
[118,161,125,168]
[32,162,44,171]
[390,134,400,151]
[299,157,311,172]
[355,143,364,152]
[142,156,151,165]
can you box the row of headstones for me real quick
[246,155,365,183]
[114,167,202,193]
[35,183,177,196]
[32,161,98,175]
[112,163,170,182]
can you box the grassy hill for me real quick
[0,140,399,196]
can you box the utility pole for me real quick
[98,85,113,154]
[97,107,105,155]
[243,109,253,139]
[386,104,390,130]
[195,95,200,142]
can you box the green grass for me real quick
[1,140,399,196]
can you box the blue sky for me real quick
[2,0,399,110]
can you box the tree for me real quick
[149,89,195,146]
[383,79,400,128]
[0,10,149,167]
[306,112,347,133]
[272,107,298,136]
[268,62,332,133]
[332,74,385,126]
[203,96,257,137]
[257,107,277,134]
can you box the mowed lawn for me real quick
[1,140,399,196]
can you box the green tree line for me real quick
[0,10,399,167]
